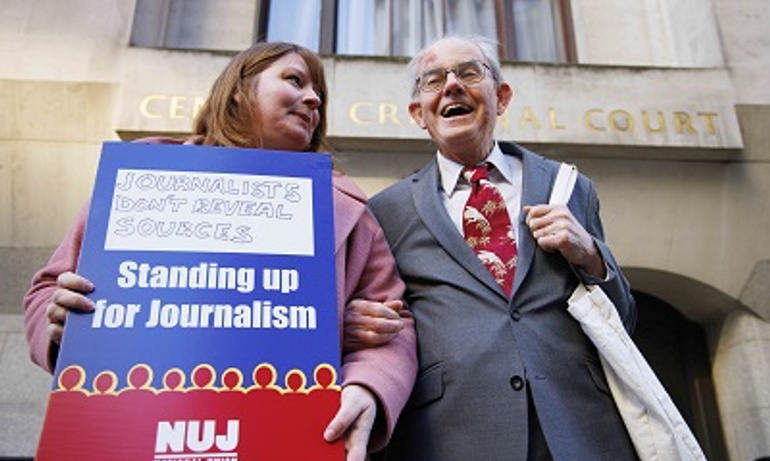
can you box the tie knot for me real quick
[462,164,490,184]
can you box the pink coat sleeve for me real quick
[24,203,90,373]
[334,187,418,452]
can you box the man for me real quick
[367,36,639,460]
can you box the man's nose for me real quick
[442,71,463,93]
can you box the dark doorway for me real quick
[631,290,728,460]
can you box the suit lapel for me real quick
[409,160,507,298]
[503,144,554,296]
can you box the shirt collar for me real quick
[437,142,513,195]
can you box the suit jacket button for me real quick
[510,375,524,391]
[511,309,522,321]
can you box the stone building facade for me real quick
[1,0,768,459]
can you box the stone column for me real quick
[712,310,770,460]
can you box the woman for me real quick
[23,42,416,461]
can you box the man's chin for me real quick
[435,124,484,144]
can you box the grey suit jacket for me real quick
[369,143,638,461]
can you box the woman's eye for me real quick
[286,75,302,86]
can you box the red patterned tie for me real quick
[462,165,517,296]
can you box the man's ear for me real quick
[497,82,513,115]
[408,100,427,129]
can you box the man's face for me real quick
[409,38,512,166]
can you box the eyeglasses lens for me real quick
[419,61,486,93]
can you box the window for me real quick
[336,0,390,55]
[504,0,575,62]
[130,0,257,52]
[266,0,322,50]
[131,0,575,62]
[334,0,497,58]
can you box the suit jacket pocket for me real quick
[584,355,611,396]
[404,362,444,412]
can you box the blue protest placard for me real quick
[36,141,342,460]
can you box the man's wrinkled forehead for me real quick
[416,39,485,71]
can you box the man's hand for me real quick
[343,299,405,352]
[46,271,94,344]
[524,204,606,278]
[324,385,378,461]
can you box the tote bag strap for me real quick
[549,163,578,206]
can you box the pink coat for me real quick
[23,141,417,449]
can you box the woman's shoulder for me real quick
[332,170,368,205]
[132,136,187,145]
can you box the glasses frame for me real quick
[416,60,492,94]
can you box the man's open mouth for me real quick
[441,103,473,118]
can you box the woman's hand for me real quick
[46,271,94,344]
[323,384,378,461]
[343,299,405,352]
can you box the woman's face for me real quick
[248,52,322,151]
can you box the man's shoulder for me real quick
[499,141,551,165]
[370,178,410,212]
[374,175,410,195]
[500,141,583,179]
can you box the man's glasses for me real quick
[416,60,492,93]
